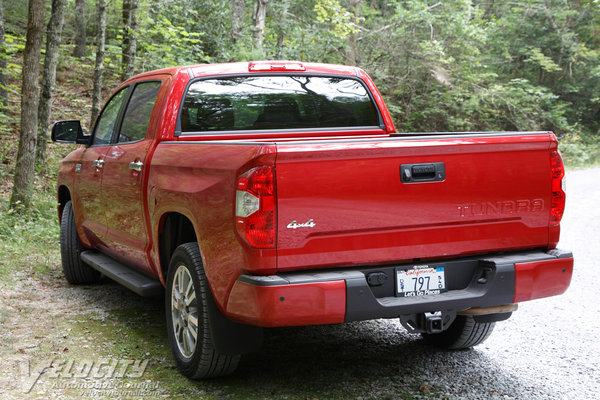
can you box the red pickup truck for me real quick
[52,61,573,379]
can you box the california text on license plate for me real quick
[396,266,446,297]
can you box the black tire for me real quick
[165,242,240,379]
[60,201,101,284]
[422,315,495,350]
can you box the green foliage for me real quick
[136,9,208,71]
[2,1,28,37]
[258,0,350,62]
[525,47,562,73]
[0,188,60,282]
[3,33,25,55]
[314,0,359,39]
[1,33,25,90]
[356,0,600,145]
[560,132,600,168]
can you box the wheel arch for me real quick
[157,211,264,356]
[157,211,198,282]
[57,185,72,223]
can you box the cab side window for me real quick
[118,81,161,143]
[92,88,129,145]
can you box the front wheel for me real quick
[60,200,101,284]
[421,315,495,349]
[165,243,240,379]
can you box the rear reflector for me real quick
[550,150,566,226]
[248,61,306,72]
[236,166,276,248]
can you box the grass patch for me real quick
[0,188,61,283]
[64,302,219,399]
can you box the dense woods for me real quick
[0,0,599,211]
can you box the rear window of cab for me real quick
[178,76,380,133]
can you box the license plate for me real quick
[396,266,446,297]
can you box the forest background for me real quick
[1,0,599,214]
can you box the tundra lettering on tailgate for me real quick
[457,199,544,217]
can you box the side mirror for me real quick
[51,120,91,145]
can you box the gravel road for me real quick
[1,168,598,400]
[466,167,600,400]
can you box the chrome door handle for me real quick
[93,159,105,168]
[129,161,143,172]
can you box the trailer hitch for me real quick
[399,311,457,334]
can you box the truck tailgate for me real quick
[275,132,554,271]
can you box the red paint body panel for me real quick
[225,280,346,327]
[74,146,109,247]
[148,142,277,309]
[100,140,154,273]
[513,257,574,303]
[359,69,396,132]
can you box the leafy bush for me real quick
[560,133,600,169]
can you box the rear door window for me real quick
[118,81,161,143]
[180,76,380,133]
[92,88,129,145]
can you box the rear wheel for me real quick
[60,201,101,284]
[165,243,240,379]
[421,315,495,349]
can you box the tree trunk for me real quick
[231,0,245,44]
[90,0,107,129]
[0,0,7,106]
[121,0,139,81]
[275,0,288,59]
[252,0,268,51]
[10,0,45,211]
[345,0,360,66]
[73,0,86,57]
[36,0,67,169]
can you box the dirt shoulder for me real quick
[0,268,435,400]
[0,271,200,400]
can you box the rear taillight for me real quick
[550,150,566,226]
[236,166,276,248]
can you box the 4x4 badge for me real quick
[286,219,316,229]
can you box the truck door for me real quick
[99,80,162,275]
[75,87,130,247]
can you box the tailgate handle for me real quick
[401,162,445,183]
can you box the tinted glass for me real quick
[93,88,128,145]
[119,81,161,143]
[181,76,379,132]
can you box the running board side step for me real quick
[81,251,163,297]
